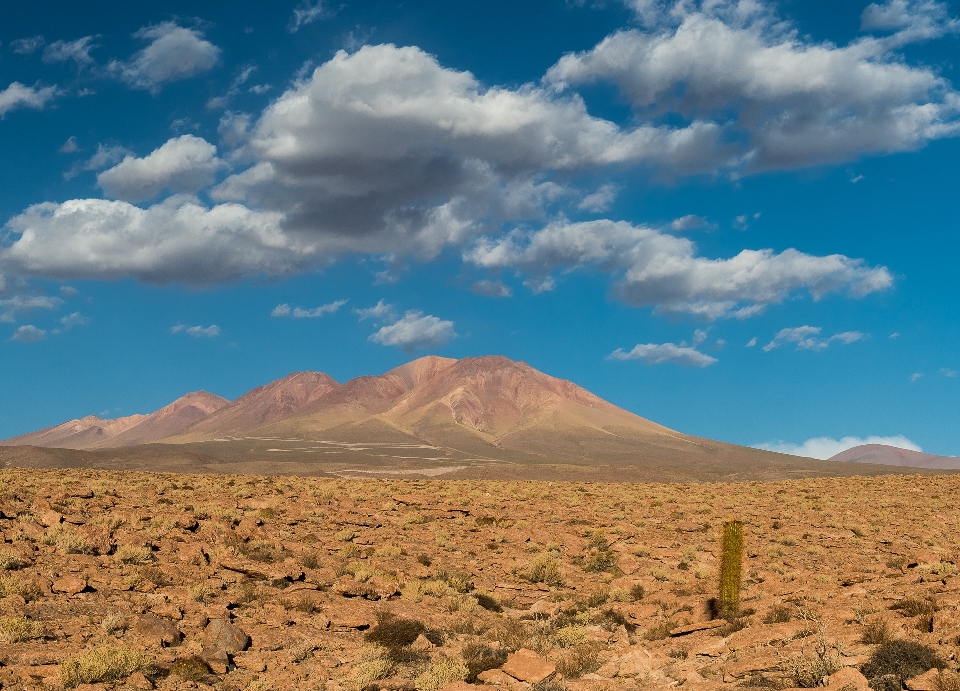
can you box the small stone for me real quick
[203,618,250,653]
[127,671,153,689]
[200,647,229,674]
[133,615,183,647]
[52,576,86,595]
[38,510,63,527]
[232,652,266,672]
[501,648,556,684]
[411,633,435,651]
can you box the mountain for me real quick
[170,372,339,439]
[830,444,960,469]
[94,391,230,448]
[0,414,147,450]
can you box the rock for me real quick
[200,647,230,673]
[411,633,435,651]
[595,660,620,677]
[616,647,669,678]
[528,600,561,617]
[127,671,154,689]
[827,667,871,690]
[204,618,250,653]
[906,669,943,691]
[52,576,87,595]
[501,648,556,684]
[670,620,728,636]
[134,615,183,647]
[37,510,63,527]
[233,652,267,672]
[439,683,477,691]
[477,668,529,688]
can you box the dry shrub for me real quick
[415,657,469,691]
[643,619,675,641]
[763,604,795,624]
[935,671,960,691]
[353,656,394,690]
[364,611,427,649]
[783,632,843,688]
[0,574,43,601]
[59,646,149,688]
[462,641,507,681]
[861,640,945,683]
[890,597,938,618]
[488,617,530,652]
[555,644,600,678]
[40,525,93,554]
[169,656,212,682]
[0,550,25,570]
[114,544,154,565]
[861,617,893,645]
[527,556,563,586]
[0,616,41,643]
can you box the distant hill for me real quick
[830,444,960,469]
[4,355,955,481]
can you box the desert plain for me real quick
[1,467,959,691]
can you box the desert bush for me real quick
[577,587,609,610]
[643,619,675,641]
[861,640,945,682]
[0,616,41,643]
[0,550,24,570]
[555,643,599,678]
[59,646,149,688]
[861,617,893,645]
[763,604,795,624]
[365,611,427,649]
[415,657,469,691]
[462,641,507,681]
[187,582,211,603]
[169,656,212,682]
[629,583,646,601]
[40,525,94,554]
[527,556,563,586]
[783,631,843,688]
[934,671,960,691]
[301,550,320,569]
[474,591,502,612]
[114,544,154,565]
[488,618,530,652]
[0,574,43,601]
[353,656,394,690]
[890,597,938,618]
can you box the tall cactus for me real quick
[718,519,744,620]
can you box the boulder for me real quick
[204,618,250,653]
[501,648,556,684]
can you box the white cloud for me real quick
[59,312,89,329]
[578,184,619,212]
[42,36,98,67]
[0,82,58,117]
[466,219,892,319]
[756,434,922,460]
[97,135,224,202]
[911,372,923,382]
[272,300,346,318]
[64,143,133,180]
[0,197,303,285]
[671,214,710,231]
[10,36,45,55]
[0,294,63,323]
[610,341,718,367]
[211,44,727,262]
[109,22,220,92]
[745,337,758,347]
[861,0,960,42]
[59,136,80,153]
[171,324,220,338]
[370,311,457,351]
[547,1,960,171]
[11,325,45,343]
[763,326,869,351]
[289,1,333,32]
[355,299,396,322]
[469,279,512,297]
[940,368,958,378]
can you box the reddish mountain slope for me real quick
[172,372,339,439]
[94,391,230,447]
[830,444,960,469]
[0,414,147,450]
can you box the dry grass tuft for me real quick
[59,645,149,688]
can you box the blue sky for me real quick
[1,0,958,458]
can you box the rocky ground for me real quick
[2,468,960,691]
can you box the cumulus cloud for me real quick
[272,299,346,317]
[610,341,718,366]
[370,311,457,351]
[756,434,922,459]
[671,214,710,231]
[11,325,45,343]
[548,0,960,171]
[10,36,45,55]
[469,279,512,297]
[42,36,98,67]
[0,82,58,117]
[0,197,303,285]
[355,300,396,322]
[64,144,134,180]
[465,219,892,318]
[578,184,620,212]
[109,22,220,92]
[59,312,89,329]
[210,43,727,262]
[171,324,220,337]
[0,294,63,323]
[97,135,224,202]
[289,1,333,32]
[763,326,869,351]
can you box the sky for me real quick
[1,0,958,459]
